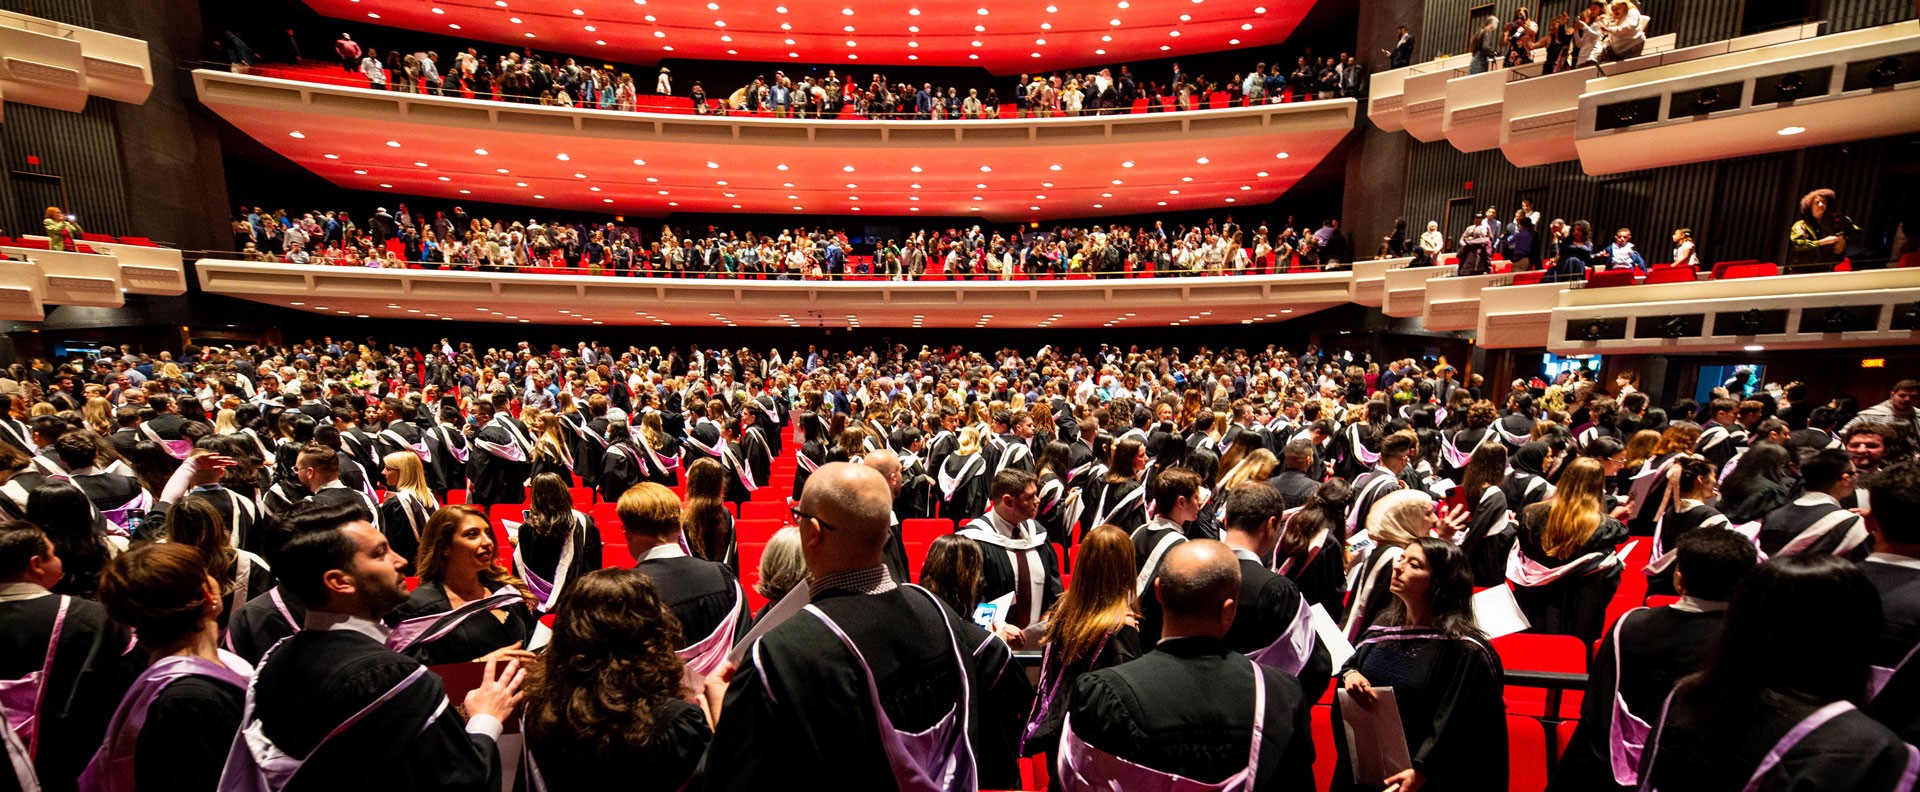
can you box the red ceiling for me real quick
[306,0,1314,75]
[199,73,1352,221]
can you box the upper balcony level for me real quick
[192,69,1356,222]
[0,9,152,120]
[301,0,1315,75]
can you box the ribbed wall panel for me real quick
[0,100,132,237]
[1829,0,1917,32]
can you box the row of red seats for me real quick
[0,236,99,255]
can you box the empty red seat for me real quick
[1643,266,1697,285]
[1493,634,1588,717]
[602,542,634,569]
[1710,259,1758,279]
[1509,714,1551,792]
[901,518,953,546]
[738,541,769,611]
[735,518,783,545]
[1722,262,1780,280]
[1310,706,1336,792]
[904,540,929,583]
[569,486,593,505]
[1511,270,1547,286]
[739,501,787,522]
[1898,252,1920,269]
[1584,269,1640,289]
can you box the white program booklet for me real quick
[1470,584,1531,640]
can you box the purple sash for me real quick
[1244,597,1316,677]
[1057,656,1265,792]
[1343,546,1402,644]
[139,423,195,460]
[1638,696,1920,792]
[1606,608,1652,786]
[508,515,582,612]
[1346,424,1380,467]
[385,588,524,653]
[435,427,470,465]
[80,655,250,792]
[676,583,745,681]
[0,595,67,758]
[217,653,434,792]
[1871,640,1920,701]
[1021,629,1116,756]
[804,586,976,792]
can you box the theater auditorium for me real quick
[0,0,1917,789]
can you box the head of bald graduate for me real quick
[796,461,896,578]
[861,448,904,498]
[1153,539,1242,640]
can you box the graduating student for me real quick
[938,427,995,521]
[224,581,305,666]
[220,502,520,792]
[1693,398,1745,471]
[694,463,983,789]
[620,482,748,681]
[1552,530,1758,792]
[1264,438,1323,510]
[162,498,274,631]
[1022,525,1142,769]
[1129,466,1204,647]
[1220,482,1333,702]
[48,433,145,519]
[1510,458,1629,645]
[467,397,532,508]
[1861,462,1920,744]
[376,451,438,572]
[0,521,133,792]
[425,401,470,502]
[682,459,737,572]
[596,422,646,502]
[725,410,773,505]
[1502,441,1559,515]
[523,569,713,792]
[1080,438,1148,536]
[792,406,832,501]
[1759,448,1870,561]
[634,412,683,487]
[1336,537,1508,792]
[513,473,602,612]
[288,444,378,528]
[1273,478,1350,613]
[29,482,124,598]
[1344,489,1459,642]
[959,469,1065,647]
[1343,431,1411,538]
[1625,423,1701,536]
[860,450,915,585]
[1638,555,1917,790]
[1454,443,1514,587]
[371,397,429,479]
[1643,456,1728,598]
[388,505,539,667]
[568,395,611,494]
[82,542,252,792]
[1059,539,1315,790]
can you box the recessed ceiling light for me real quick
[322,153,339,159]
[497,168,510,174]
[1744,344,1766,351]
[1229,38,1240,44]
[980,165,992,172]
[1121,161,1134,167]
[385,140,400,147]
[1110,18,1120,25]
[978,7,989,14]
[288,131,305,139]
[1778,126,1806,136]
[474,148,488,155]
[585,25,596,31]
[367,12,380,19]
[449,23,461,29]
[776,164,789,171]
[509,16,522,22]
[1256,171,1269,177]
[1276,152,1290,159]
[459,189,471,194]
[431,6,444,12]
[353,169,367,175]
[556,153,570,161]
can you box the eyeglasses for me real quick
[790,507,839,532]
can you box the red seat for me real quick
[444,489,467,505]
[1509,714,1551,792]
[1310,706,1336,792]
[1711,259,1758,279]
[1492,634,1588,717]
[1897,252,1920,269]
[487,503,526,525]
[404,576,420,592]
[901,518,953,546]
[1584,269,1640,289]
[749,485,786,503]
[602,542,634,569]
[739,501,787,521]
[1643,266,1697,285]
[905,540,929,583]
[569,486,593,505]
[488,520,515,563]
[1511,270,1547,286]
[735,518,783,545]
[1834,257,1853,272]
[1722,262,1780,279]
[738,541,769,611]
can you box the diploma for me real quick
[973,591,1016,629]
[1337,686,1412,783]
[1470,584,1531,639]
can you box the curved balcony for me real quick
[0,10,151,119]
[191,69,1355,222]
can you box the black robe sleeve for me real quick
[133,676,244,792]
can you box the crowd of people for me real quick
[231,205,1359,278]
[2,334,1917,791]
[295,29,1370,119]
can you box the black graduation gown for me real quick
[881,515,912,585]
[690,586,978,790]
[1024,625,1141,762]
[515,513,604,603]
[1757,499,1871,562]
[466,423,531,506]
[1645,504,1727,597]
[1068,636,1314,788]
[1512,505,1628,645]
[1461,486,1515,588]
[1643,686,1915,791]
[190,486,264,556]
[938,452,992,521]
[69,472,144,515]
[598,444,645,503]
[1334,627,1508,791]
[1080,477,1145,537]
[1693,422,1743,471]
[1131,519,1188,647]
[1280,530,1348,616]
[378,491,434,572]
[963,518,1064,629]
[426,424,469,498]
[951,604,1035,791]
[388,581,538,666]
[132,671,245,792]
[1501,470,1554,516]
[1227,556,1334,703]
[343,426,382,482]
[1346,468,1405,537]
[0,594,134,792]
[1266,470,1321,511]
[226,587,305,665]
[571,417,610,492]
[792,441,828,501]
[1719,477,1790,524]
[526,697,711,792]
[1552,606,1726,792]
[636,554,749,648]
[372,422,426,475]
[252,628,500,792]
[529,450,576,488]
[307,483,377,525]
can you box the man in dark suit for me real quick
[106,406,142,459]
[1266,438,1324,510]
[1385,24,1415,68]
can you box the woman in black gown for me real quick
[391,504,539,666]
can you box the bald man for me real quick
[695,463,988,789]
[861,448,914,585]
[1059,539,1314,789]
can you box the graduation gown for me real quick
[225,587,304,666]
[1642,685,1915,791]
[1131,517,1189,647]
[570,416,610,492]
[1512,505,1628,645]
[1552,605,1726,792]
[1067,636,1314,789]
[1334,627,1507,791]
[1226,554,1334,703]
[691,586,978,790]
[117,660,247,792]
[467,420,531,506]
[515,513,604,607]
[1278,528,1347,616]
[1343,543,1403,643]
[248,626,501,792]
[1645,503,1728,597]
[1345,467,1405,537]
[937,452,992,522]
[636,551,750,649]
[529,446,576,488]
[526,698,711,792]
[388,581,538,666]
[792,441,828,502]
[953,606,1035,791]
[598,444,644,503]
[1461,486,1515,588]
[1080,477,1146,537]
[960,515,1063,629]
[426,424,470,498]
[1023,625,1140,762]
[881,515,912,586]
[0,592,135,792]
[1757,498,1870,562]
[1266,470,1321,511]
[378,491,434,572]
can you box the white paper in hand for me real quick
[1337,686,1412,784]
[1309,603,1356,671]
[1470,584,1531,639]
[973,591,1016,629]
[726,580,811,667]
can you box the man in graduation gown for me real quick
[958,469,1063,648]
[141,395,188,442]
[0,522,134,792]
[993,410,1037,474]
[861,449,915,584]
[1861,462,1920,744]
[226,502,520,792]
[105,407,142,460]
[1343,432,1411,538]
[1551,529,1757,791]
[1220,482,1334,702]
[1693,399,1745,471]
[48,433,144,517]
[333,407,381,484]
[735,409,774,495]
[227,584,306,665]
[1759,448,1870,561]
[294,443,378,528]
[620,482,749,659]
[1131,466,1205,647]
[694,463,986,789]
[466,398,531,507]
[572,394,612,495]
[372,397,428,476]
[1059,539,1315,789]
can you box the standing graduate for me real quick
[1128,466,1204,647]
[1336,537,1508,792]
[371,397,429,483]
[860,450,914,586]
[731,409,774,501]
[388,505,540,667]
[467,397,532,508]
[1642,456,1728,598]
[596,422,646,502]
[1022,526,1142,770]
[0,521,133,792]
[938,428,995,522]
[216,501,523,792]
[1509,458,1628,645]
[1759,448,1871,561]
[958,470,1064,648]
[568,394,611,495]
[376,451,438,573]
[693,463,983,789]
[1059,540,1315,790]
[425,401,470,503]
[83,542,252,792]
[1273,478,1350,614]
[1220,483,1334,704]
[1860,462,1920,744]
[1454,443,1514,587]
[1638,555,1918,790]
[1343,433,1410,538]
[289,444,379,530]
[512,473,602,613]
[634,412,683,487]
[619,483,748,681]
[1551,530,1757,792]
[1080,438,1148,537]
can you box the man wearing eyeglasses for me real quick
[1758,448,1870,561]
[957,470,1063,648]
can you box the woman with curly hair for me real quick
[523,568,713,791]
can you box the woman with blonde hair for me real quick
[83,397,112,435]
[392,505,539,666]
[378,450,438,568]
[213,408,242,436]
[1626,422,1702,534]
[637,410,681,486]
[531,411,576,485]
[937,426,992,520]
[1510,458,1627,643]
[1022,525,1140,763]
